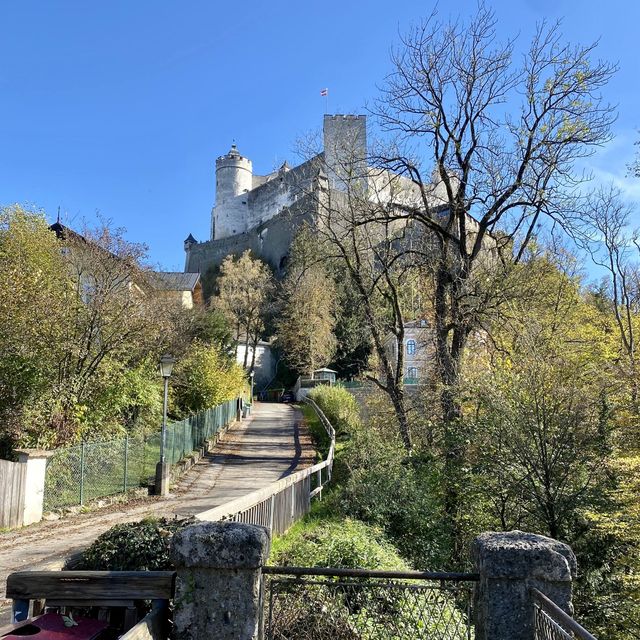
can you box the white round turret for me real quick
[215,144,253,206]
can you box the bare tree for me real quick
[579,186,640,409]
[375,5,615,422]
[365,5,616,536]
[311,166,420,451]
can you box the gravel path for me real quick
[0,402,313,617]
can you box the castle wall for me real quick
[211,153,318,243]
[185,192,317,277]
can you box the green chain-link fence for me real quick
[43,398,238,511]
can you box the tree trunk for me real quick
[250,330,259,375]
[434,264,469,562]
[242,325,250,369]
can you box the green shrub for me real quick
[172,341,245,417]
[339,421,451,569]
[80,517,193,570]
[308,385,360,436]
[270,517,410,570]
[269,517,466,639]
[301,402,331,460]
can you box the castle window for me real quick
[407,367,418,380]
[406,339,416,355]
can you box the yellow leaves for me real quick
[173,341,245,415]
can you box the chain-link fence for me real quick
[263,568,477,640]
[44,398,238,511]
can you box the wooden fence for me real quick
[0,459,27,529]
[195,396,335,535]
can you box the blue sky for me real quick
[1,0,639,271]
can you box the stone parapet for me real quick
[170,521,270,640]
[472,530,576,640]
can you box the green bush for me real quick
[269,517,467,639]
[301,403,331,460]
[270,517,410,570]
[80,517,193,570]
[172,341,245,417]
[308,385,360,436]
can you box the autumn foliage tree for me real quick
[276,229,337,377]
[213,250,274,372]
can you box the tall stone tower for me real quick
[323,115,367,192]
[210,144,253,240]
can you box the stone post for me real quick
[170,521,270,640]
[154,462,171,497]
[472,530,577,640]
[15,449,53,526]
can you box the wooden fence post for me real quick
[79,443,86,505]
[123,435,129,493]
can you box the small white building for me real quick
[235,340,277,391]
[293,368,338,401]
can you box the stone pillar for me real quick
[472,530,577,640]
[15,449,53,525]
[155,461,171,496]
[170,521,270,640]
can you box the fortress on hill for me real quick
[183,114,448,277]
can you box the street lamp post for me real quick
[156,354,175,496]
[249,370,255,404]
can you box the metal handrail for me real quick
[263,566,478,581]
[532,588,598,640]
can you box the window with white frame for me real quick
[406,339,416,355]
[407,367,418,379]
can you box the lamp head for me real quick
[159,354,176,378]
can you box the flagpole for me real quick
[321,88,329,114]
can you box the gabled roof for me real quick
[149,271,201,292]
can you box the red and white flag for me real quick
[320,88,328,97]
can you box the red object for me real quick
[2,614,108,640]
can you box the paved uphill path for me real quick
[0,402,313,613]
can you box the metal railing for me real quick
[195,397,335,534]
[44,398,238,510]
[532,589,598,640]
[262,566,477,640]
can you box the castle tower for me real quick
[323,115,367,192]
[211,144,253,240]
